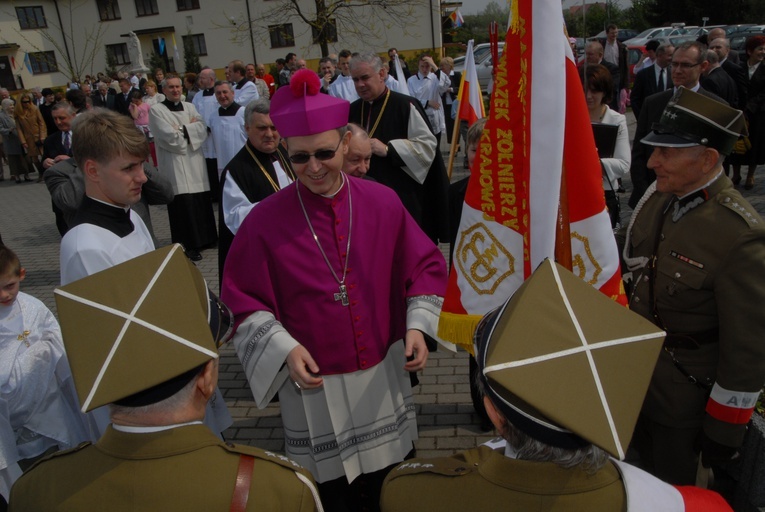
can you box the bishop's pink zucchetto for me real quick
[270,68,350,138]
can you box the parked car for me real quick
[453,42,505,93]
[725,24,757,37]
[627,45,645,88]
[730,27,765,62]
[454,52,495,93]
[587,28,640,43]
[453,42,504,69]
[623,27,673,46]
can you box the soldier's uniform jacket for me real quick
[381,445,627,511]
[9,424,319,511]
[628,175,765,446]
[381,445,733,511]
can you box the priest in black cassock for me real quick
[348,52,449,243]
[219,98,295,283]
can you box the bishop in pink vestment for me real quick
[221,69,447,510]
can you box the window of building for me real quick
[311,19,338,44]
[269,24,294,49]
[15,6,47,29]
[96,0,121,21]
[28,52,57,74]
[107,43,130,66]
[182,34,208,56]
[176,0,199,10]
[135,0,159,16]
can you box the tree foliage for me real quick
[104,47,117,78]
[3,0,107,83]
[149,52,166,75]
[183,34,202,74]
[233,0,426,57]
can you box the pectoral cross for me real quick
[334,284,349,306]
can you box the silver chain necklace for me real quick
[296,174,352,306]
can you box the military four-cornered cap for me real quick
[473,259,666,459]
[270,69,350,138]
[642,87,747,156]
[54,244,233,412]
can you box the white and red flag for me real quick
[457,40,485,126]
[438,0,627,353]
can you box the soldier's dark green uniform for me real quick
[5,246,322,511]
[9,425,319,511]
[381,445,626,511]
[626,88,765,484]
[628,176,765,483]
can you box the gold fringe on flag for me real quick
[437,312,484,355]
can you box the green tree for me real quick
[104,47,117,77]
[183,34,201,74]
[3,0,107,83]
[234,0,424,57]
[149,52,166,75]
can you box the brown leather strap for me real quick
[229,455,255,512]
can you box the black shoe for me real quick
[23,176,32,182]
[186,249,203,261]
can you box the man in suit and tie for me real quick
[113,78,137,117]
[92,82,115,110]
[629,44,674,120]
[702,49,738,107]
[42,103,76,236]
[628,41,727,208]
[709,38,748,110]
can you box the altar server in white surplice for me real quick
[208,81,246,177]
[0,245,90,503]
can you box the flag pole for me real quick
[446,117,462,179]
[555,164,573,270]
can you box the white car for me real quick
[453,42,504,93]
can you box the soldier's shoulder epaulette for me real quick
[718,194,764,228]
[385,448,492,481]
[220,442,305,472]
[24,441,92,473]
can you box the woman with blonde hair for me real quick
[14,92,47,180]
[142,80,165,106]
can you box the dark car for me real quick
[587,28,640,43]
[730,27,765,62]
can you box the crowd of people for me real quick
[0,35,764,511]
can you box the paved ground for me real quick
[1,112,764,459]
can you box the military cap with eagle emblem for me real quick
[642,87,747,156]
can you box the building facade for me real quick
[0,0,442,91]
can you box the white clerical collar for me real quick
[87,195,130,212]
[678,169,723,200]
[320,173,347,198]
[112,420,203,433]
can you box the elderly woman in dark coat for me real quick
[0,99,29,183]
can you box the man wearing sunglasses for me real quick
[629,41,726,208]
[222,69,447,512]
[10,246,322,512]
